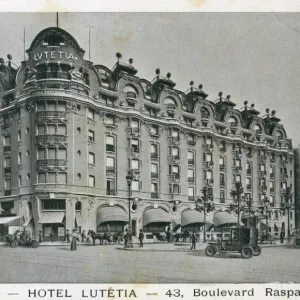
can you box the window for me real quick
[219,157,225,166]
[75,201,82,211]
[131,139,139,152]
[88,130,95,142]
[19,176,22,187]
[188,151,194,161]
[48,172,56,183]
[1,201,14,212]
[132,180,140,191]
[235,175,241,183]
[106,157,115,168]
[270,166,274,174]
[220,190,225,203]
[106,180,115,195]
[89,176,95,187]
[188,187,194,197]
[200,107,210,118]
[4,136,11,145]
[58,172,67,184]
[228,116,237,127]
[270,181,274,188]
[131,159,139,170]
[38,173,46,183]
[234,159,241,167]
[42,199,66,210]
[131,119,139,128]
[147,107,157,117]
[57,149,67,160]
[5,178,11,190]
[18,153,22,164]
[188,134,195,142]
[151,144,158,154]
[18,130,21,142]
[204,153,212,162]
[106,136,115,152]
[48,148,56,159]
[172,165,179,176]
[220,173,225,185]
[4,157,11,167]
[48,125,56,134]
[151,183,158,193]
[260,164,266,172]
[106,115,115,125]
[37,125,46,135]
[89,152,95,165]
[151,125,158,135]
[281,182,287,190]
[172,184,180,194]
[188,169,194,179]
[171,147,179,157]
[88,108,94,119]
[206,137,212,145]
[151,163,158,173]
[172,129,179,138]
[205,170,212,180]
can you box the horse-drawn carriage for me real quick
[6,230,39,248]
[173,230,191,242]
[87,230,124,245]
[153,232,167,243]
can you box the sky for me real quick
[1,12,300,146]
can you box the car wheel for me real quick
[10,240,17,248]
[119,238,124,244]
[293,239,300,248]
[241,246,253,259]
[31,241,39,248]
[205,245,216,257]
[253,246,262,256]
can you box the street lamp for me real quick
[126,170,134,248]
[260,196,270,241]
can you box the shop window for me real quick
[1,201,14,214]
[42,199,66,210]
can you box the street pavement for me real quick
[0,242,299,283]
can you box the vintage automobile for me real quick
[293,228,300,248]
[6,230,39,248]
[204,228,261,259]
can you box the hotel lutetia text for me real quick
[27,288,300,299]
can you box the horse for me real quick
[87,230,115,245]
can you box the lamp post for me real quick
[261,196,270,241]
[126,170,134,248]
[229,182,244,233]
[195,180,214,243]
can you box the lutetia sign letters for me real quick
[31,51,78,62]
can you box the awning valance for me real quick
[181,210,205,227]
[242,211,266,220]
[0,216,24,226]
[143,208,171,227]
[75,212,83,227]
[213,211,238,227]
[172,219,181,232]
[39,212,65,224]
[97,206,127,225]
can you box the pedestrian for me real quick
[66,229,71,243]
[71,229,79,251]
[124,228,128,248]
[81,230,87,243]
[138,229,144,247]
[190,231,196,250]
[49,230,54,242]
[280,229,284,244]
[166,226,171,243]
[39,230,43,243]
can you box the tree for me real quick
[281,186,293,242]
[195,184,215,242]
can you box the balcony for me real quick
[36,71,70,80]
[106,167,115,175]
[233,166,242,172]
[106,189,116,195]
[188,159,194,165]
[169,136,180,145]
[150,152,158,159]
[36,111,67,120]
[202,144,213,151]
[151,172,158,179]
[130,146,140,154]
[188,177,194,182]
[171,174,180,181]
[203,161,214,169]
[36,135,67,144]
[3,145,11,153]
[36,159,67,168]
[129,127,140,136]
[281,174,288,181]
[126,91,137,106]
[151,192,159,199]
[106,144,115,152]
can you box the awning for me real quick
[206,222,214,231]
[39,212,65,224]
[242,211,266,220]
[23,217,33,227]
[97,206,127,225]
[172,219,181,232]
[181,210,205,227]
[143,208,171,227]
[0,216,24,226]
[212,211,239,228]
[75,212,83,227]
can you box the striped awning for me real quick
[75,212,83,227]
[213,211,238,227]
[0,216,24,226]
[181,210,205,227]
[39,212,65,224]
[242,211,266,220]
[97,206,128,225]
[143,208,171,227]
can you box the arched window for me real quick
[75,201,82,211]
[123,85,138,96]
[228,116,237,127]
[164,97,177,111]
[200,107,210,119]
[276,131,283,141]
[253,124,262,135]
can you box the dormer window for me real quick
[228,116,237,127]
[254,124,262,135]
[43,33,65,46]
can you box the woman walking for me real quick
[71,229,79,251]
